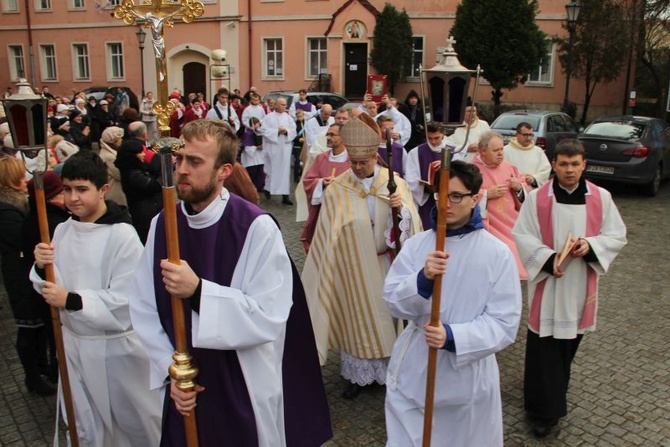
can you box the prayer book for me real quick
[556,232,578,271]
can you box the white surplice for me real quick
[513,183,627,338]
[259,111,297,195]
[129,192,294,447]
[503,140,552,186]
[30,219,162,447]
[447,118,491,162]
[383,229,521,447]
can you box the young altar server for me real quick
[383,160,522,446]
[31,151,162,447]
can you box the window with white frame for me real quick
[8,45,25,80]
[263,38,283,78]
[70,0,85,9]
[3,0,19,12]
[108,0,120,5]
[307,38,327,78]
[107,42,124,80]
[527,40,553,84]
[40,44,57,81]
[72,43,90,80]
[36,0,51,10]
[408,36,424,79]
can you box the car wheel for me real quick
[642,163,662,197]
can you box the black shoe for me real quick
[263,190,271,200]
[342,383,362,399]
[26,376,56,396]
[282,196,294,205]
[531,419,558,438]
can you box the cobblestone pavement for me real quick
[1,180,668,446]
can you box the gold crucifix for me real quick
[114,0,204,136]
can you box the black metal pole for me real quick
[562,24,575,113]
[139,43,145,99]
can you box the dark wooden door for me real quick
[183,62,206,97]
[344,43,368,99]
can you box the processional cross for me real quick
[114,0,204,136]
[113,2,204,446]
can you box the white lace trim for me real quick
[384,205,413,249]
[340,351,389,386]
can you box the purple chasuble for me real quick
[295,101,313,113]
[153,194,332,446]
[377,142,405,177]
[417,143,442,229]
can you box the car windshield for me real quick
[492,115,540,131]
[583,122,644,140]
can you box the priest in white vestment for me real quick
[513,139,626,438]
[259,97,297,204]
[503,121,551,187]
[448,105,490,162]
[384,160,521,447]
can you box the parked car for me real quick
[81,86,140,111]
[578,116,670,196]
[490,110,581,161]
[262,91,348,111]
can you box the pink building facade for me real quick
[1,0,630,120]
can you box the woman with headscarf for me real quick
[114,138,162,243]
[0,157,56,395]
[99,126,127,206]
[399,90,426,150]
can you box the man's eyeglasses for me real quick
[518,132,534,137]
[434,192,474,204]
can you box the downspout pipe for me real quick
[24,0,36,87]
[247,0,252,89]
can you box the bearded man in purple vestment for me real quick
[129,119,331,447]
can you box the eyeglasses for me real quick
[433,192,474,204]
[519,132,534,137]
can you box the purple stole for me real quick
[295,101,313,113]
[153,194,332,446]
[417,143,442,229]
[377,142,405,177]
[529,181,602,332]
[240,127,257,147]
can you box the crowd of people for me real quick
[0,82,629,446]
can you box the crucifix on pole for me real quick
[113,2,204,446]
[114,0,204,137]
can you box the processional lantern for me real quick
[421,36,478,130]
[3,79,48,155]
[1,79,81,445]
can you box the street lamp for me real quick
[562,1,582,113]
[136,26,146,98]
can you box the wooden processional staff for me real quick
[114,2,204,446]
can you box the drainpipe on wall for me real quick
[24,0,36,87]
[247,0,252,89]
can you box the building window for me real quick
[36,0,51,10]
[263,38,283,79]
[107,42,124,80]
[3,0,19,12]
[527,40,553,85]
[72,43,90,80]
[307,38,327,78]
[40,44,57,81]
[407,36,424,79]
[70,0,85,9]
[8,45,25,81]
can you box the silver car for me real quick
[490,110,581,161]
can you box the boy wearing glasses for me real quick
[503,122,552,188]
[383,160,521,447]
